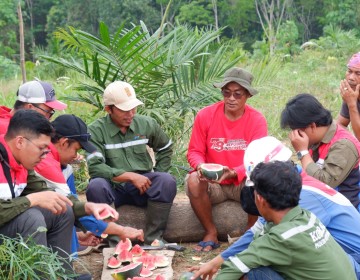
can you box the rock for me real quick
[116,197,247,242]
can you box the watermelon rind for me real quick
[99,208,115,221]
[107,256,122,269]
[140,266,153,277]
[200,163,224,180]
[111,262,143,280]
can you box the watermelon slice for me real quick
[107,255,122,269]
[139,266,153,277]
[118,250,133,264]
[111,262,143,280]
[115,238,132,254]
[154,276,166,280]
[154,255,169,268]
[200,163,224,180]
[130,244,145,256]
[99,208,116,221]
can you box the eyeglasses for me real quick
[23,137,51,157]
[32,104,55,118]
[221,89,247,99]
[65,133,91,141]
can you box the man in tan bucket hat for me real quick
[186,67,268,252]
[86,81,177,245]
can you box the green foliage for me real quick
[0,0,18,57]
[276,20,301,55]
[0,232,77,279]
[0,56,19,80]
[176,0,213,27]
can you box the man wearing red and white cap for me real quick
[0,80,67,134]
[337,52,360,141]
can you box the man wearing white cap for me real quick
[86,81,176,245]
[190,136,360,279]
[0,80,67,134]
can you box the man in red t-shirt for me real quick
[186,67,268,252]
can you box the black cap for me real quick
[51,114,97,153]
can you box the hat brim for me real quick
[79,140,97,154]
[214,79,258,96]
[45,100,68,110]
[114,99,144,111]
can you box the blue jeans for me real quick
[247,267,284,280]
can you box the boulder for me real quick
[116,197,247,242]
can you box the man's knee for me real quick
[186,172,207,198]
[86,177,112,203]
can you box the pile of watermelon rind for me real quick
[108,238,170,280]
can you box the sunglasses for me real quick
[65,133,91,141]
[32,104,55,118]
[221,89,247,99]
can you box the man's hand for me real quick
[120,226,144,242]
[189,255,224,279]
[85,202,119,221]
[340,79,360,107]
[130,173,152,194]
[289,129,309,152]
[27,191,73,215]
[212,166,236,183]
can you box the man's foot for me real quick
[194,240,220,252]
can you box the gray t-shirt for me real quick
[340,100,360,119]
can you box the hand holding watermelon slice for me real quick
[198,163,224,181]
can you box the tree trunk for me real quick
[116,198,248,242]
[17,2,26,83]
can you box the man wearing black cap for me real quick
[0,80,67,134]
[186,67,268,252]
[33,114,144,252]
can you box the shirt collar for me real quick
[310,121,336,150]
[279,205,302,223]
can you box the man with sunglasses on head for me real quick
[0,80,67,134]
[0,110,118,280]
[186,67,267,252]
[33,114,144,255]
[86,81,176,245]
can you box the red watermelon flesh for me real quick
[99,208,115,221]
[154,255,169,268]
[115,238,132,254]
[130,244,145,256]
[119,250,133,264]
[107,255,122,269]
[139,266,153,277]
[111,263,143,280]
[155,276,166,280]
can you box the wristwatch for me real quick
[297,150,309,160]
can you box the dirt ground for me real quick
[74,242,228,280]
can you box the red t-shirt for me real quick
[187,101,268,185]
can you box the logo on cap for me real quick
[125,87,132,97]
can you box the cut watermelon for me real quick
[154,255,169,268]
[99,208,116,221]
[111,262,143,280]
[139,266,153,277]
[118,250,133,264]
[154,276,166,280]
[200,163,224,180]
[130,244,145,256]
[115,238,132,254]
[107,255,122,269]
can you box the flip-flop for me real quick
[194,240,220,252]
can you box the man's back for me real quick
[217,207,356,280]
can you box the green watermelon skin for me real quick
[111,263,143,280]
[200,163,224,180]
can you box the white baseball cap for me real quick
[103,81,144,111]
[244,136,292,186]
[17,80,67,110]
